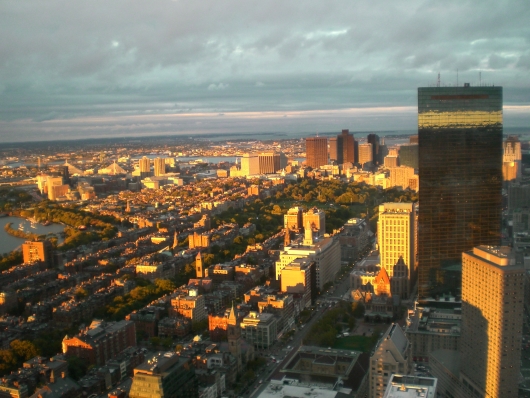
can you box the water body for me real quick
[0,216,64,255]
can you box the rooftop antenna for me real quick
[456,69,459,87]
[437,73,440,87]
[479,71,482,86]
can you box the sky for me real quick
[1,0,529,142]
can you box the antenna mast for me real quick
[479,71,482,85]
[437,73,440,87]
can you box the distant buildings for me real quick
[139,156,151,179]
[329,129,356,164]
[153,157,166,176]
[305,137,328,169]
[417,85,503,299]
[358,143,373,167]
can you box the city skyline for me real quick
[1,0,530,142]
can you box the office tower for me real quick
[241,153,260,176]
[330,129,356,164]
[22,240,53,267]
[305,137,328,168]
[460,246,523,397]
[57,165,69,184]
[329,137,339,162]
[502,135,522,181]
[153,157,166,176]
[388,166,417,191]
[358,143,373,166]
[46,176,66,200]
[378,203,415,298]
[258,151,286,174]
[129,352,198,398]
[367,133,381,165]
[139,156,151,179]
[417,85,503,299]
[398,144,418,169]
[369,323,411,398]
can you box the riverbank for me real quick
[4,222,40,241]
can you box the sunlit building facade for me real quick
[305,137,328,168]
[417,85,503,299]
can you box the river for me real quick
[0,216,64,255]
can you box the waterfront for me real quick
[0,216,64,255]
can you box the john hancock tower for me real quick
[417,84,503,299]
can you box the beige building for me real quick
[240,153,260,176]
[503,136,522,181]
[459,246,524,398]
[276,235,340,291]
[139,156,151,178]
[22,240,53,266]
[280,259,313,309]
[46,176,66,200]
[153,157,166,176]
[388,166,417,191]
[358,143,373,166]
[378,202,415,298]
[303,207,326,236]
[369,323,412,398]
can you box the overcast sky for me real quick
[1,0,529,142]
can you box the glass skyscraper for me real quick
[417,85,503,299]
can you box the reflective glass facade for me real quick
[417,86,503,299]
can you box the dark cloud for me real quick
[0,0,529,142]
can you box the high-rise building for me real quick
[417,85,503,299]
[240,153,260,176]
[305,137,328,168]
[358,143,373,167]
[460,246,523,397]
[46,176,65,200]
[129,352,198,398]
[329,129,356,164]
[153,157,166,176]
[258,152,286,174]
[378,203,415,298]
[502,135,522,181]
[22,240,53,267]
[280,258,315,309]
[367,133,381,165]
[139,156,151,179]
[398,144,418,169]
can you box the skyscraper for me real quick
[329,129,356,164]
[378,203,415,298]
[153,157,166,176]
[305,137,328,168]
[367,133,381,165]
[459,246,523,397]
[139,156,151,179]
[417,85,503,299]
[358,143,373,167]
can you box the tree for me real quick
[10,340,39,362]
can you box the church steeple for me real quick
[195,251,207,278]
